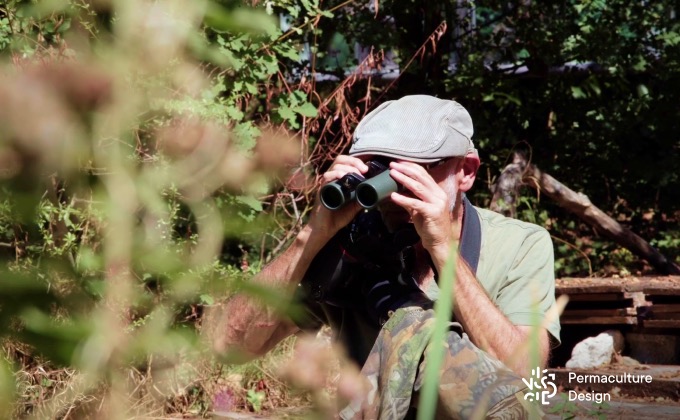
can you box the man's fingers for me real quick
[322,159,368,183]
[333,155,369,172]
[322,165,364,183]
[390,161,440,190]
[389,169,431,201]
[390,192,426,215]
[389,169,446,204]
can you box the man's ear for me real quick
[458,154,480,192]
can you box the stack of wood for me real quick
[556,276,680,328]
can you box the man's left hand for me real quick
[388,161,456,263]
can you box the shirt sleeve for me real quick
[494,228,561,344]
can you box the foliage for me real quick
[246,388,266,412]
[270,0,680,276]
[449,1,680,275]
[0,0,319,416]
[547,393,578,419]
[547,393,611,420]
[0,0,679,417]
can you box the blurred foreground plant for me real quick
[0,0,329,417]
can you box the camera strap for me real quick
[394,195,481,295]
[459,194,481,275]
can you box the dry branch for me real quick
[491,152,680,275]
[489,152,527,218]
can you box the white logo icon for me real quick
[522,368,557,405]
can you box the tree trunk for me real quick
[490,151,528,218]
[491,152,680,275]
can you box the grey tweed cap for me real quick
[349,95,477,163]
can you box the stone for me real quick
[565,330,624,369]
[612,353,642,366]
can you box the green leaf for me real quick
[571,86,586,99]
[274,44,301,62]
[57,19,71,34]
[205,5,278,37]
[246,389,265,412]
[637,84,649,97]
[293,102,318,118]
[19,309,93,366]
[277,105,297,126]
[245,82,258,94]
[262,54,279,75]
[235,195,263,212]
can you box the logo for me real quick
[522,368,557,405]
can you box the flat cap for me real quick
[349,95,476,163]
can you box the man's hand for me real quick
[388,161,456,264]
[205,157,368,360]
[388,162,551,375]
[307,155,368,240]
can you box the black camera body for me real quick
[320,160,400,210]
[301,209,421,307]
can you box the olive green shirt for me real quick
[297,206,561,365]
[423,206,561,345]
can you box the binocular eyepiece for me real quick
[320,160,400,210]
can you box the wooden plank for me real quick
[627,291,649,308]
[559,293,628,302]
[556,276,680,295]
[563,308,637,317]
[641,278,680,294]
[544,399,680,420]
[558,292,645,305]
[642,320,680,328]
[557,283,627,294]
[555,277,680,329]
[549,365,680,402]
[638,307,680,320]
[648,296,680,304]
[647,304,680,314]
[561,316,638,325]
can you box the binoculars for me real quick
[320,160,400,210]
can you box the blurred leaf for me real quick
[235,195,263,212]
[0,358,15,414]
[199,293,214,305]
[18,309,93,366]
[205,4,278,37]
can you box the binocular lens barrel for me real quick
[320,182,353,210]
[355,170,399,210]
[319,162,398,211]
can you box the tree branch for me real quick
[491,152,680,275]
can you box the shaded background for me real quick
[0,0,679,417]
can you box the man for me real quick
[207,95,561,418]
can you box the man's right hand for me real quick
[307,155,368,241]
[205,156,368,360]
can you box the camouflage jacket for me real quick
[339,306,537,419]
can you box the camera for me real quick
[320,160,400,210]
